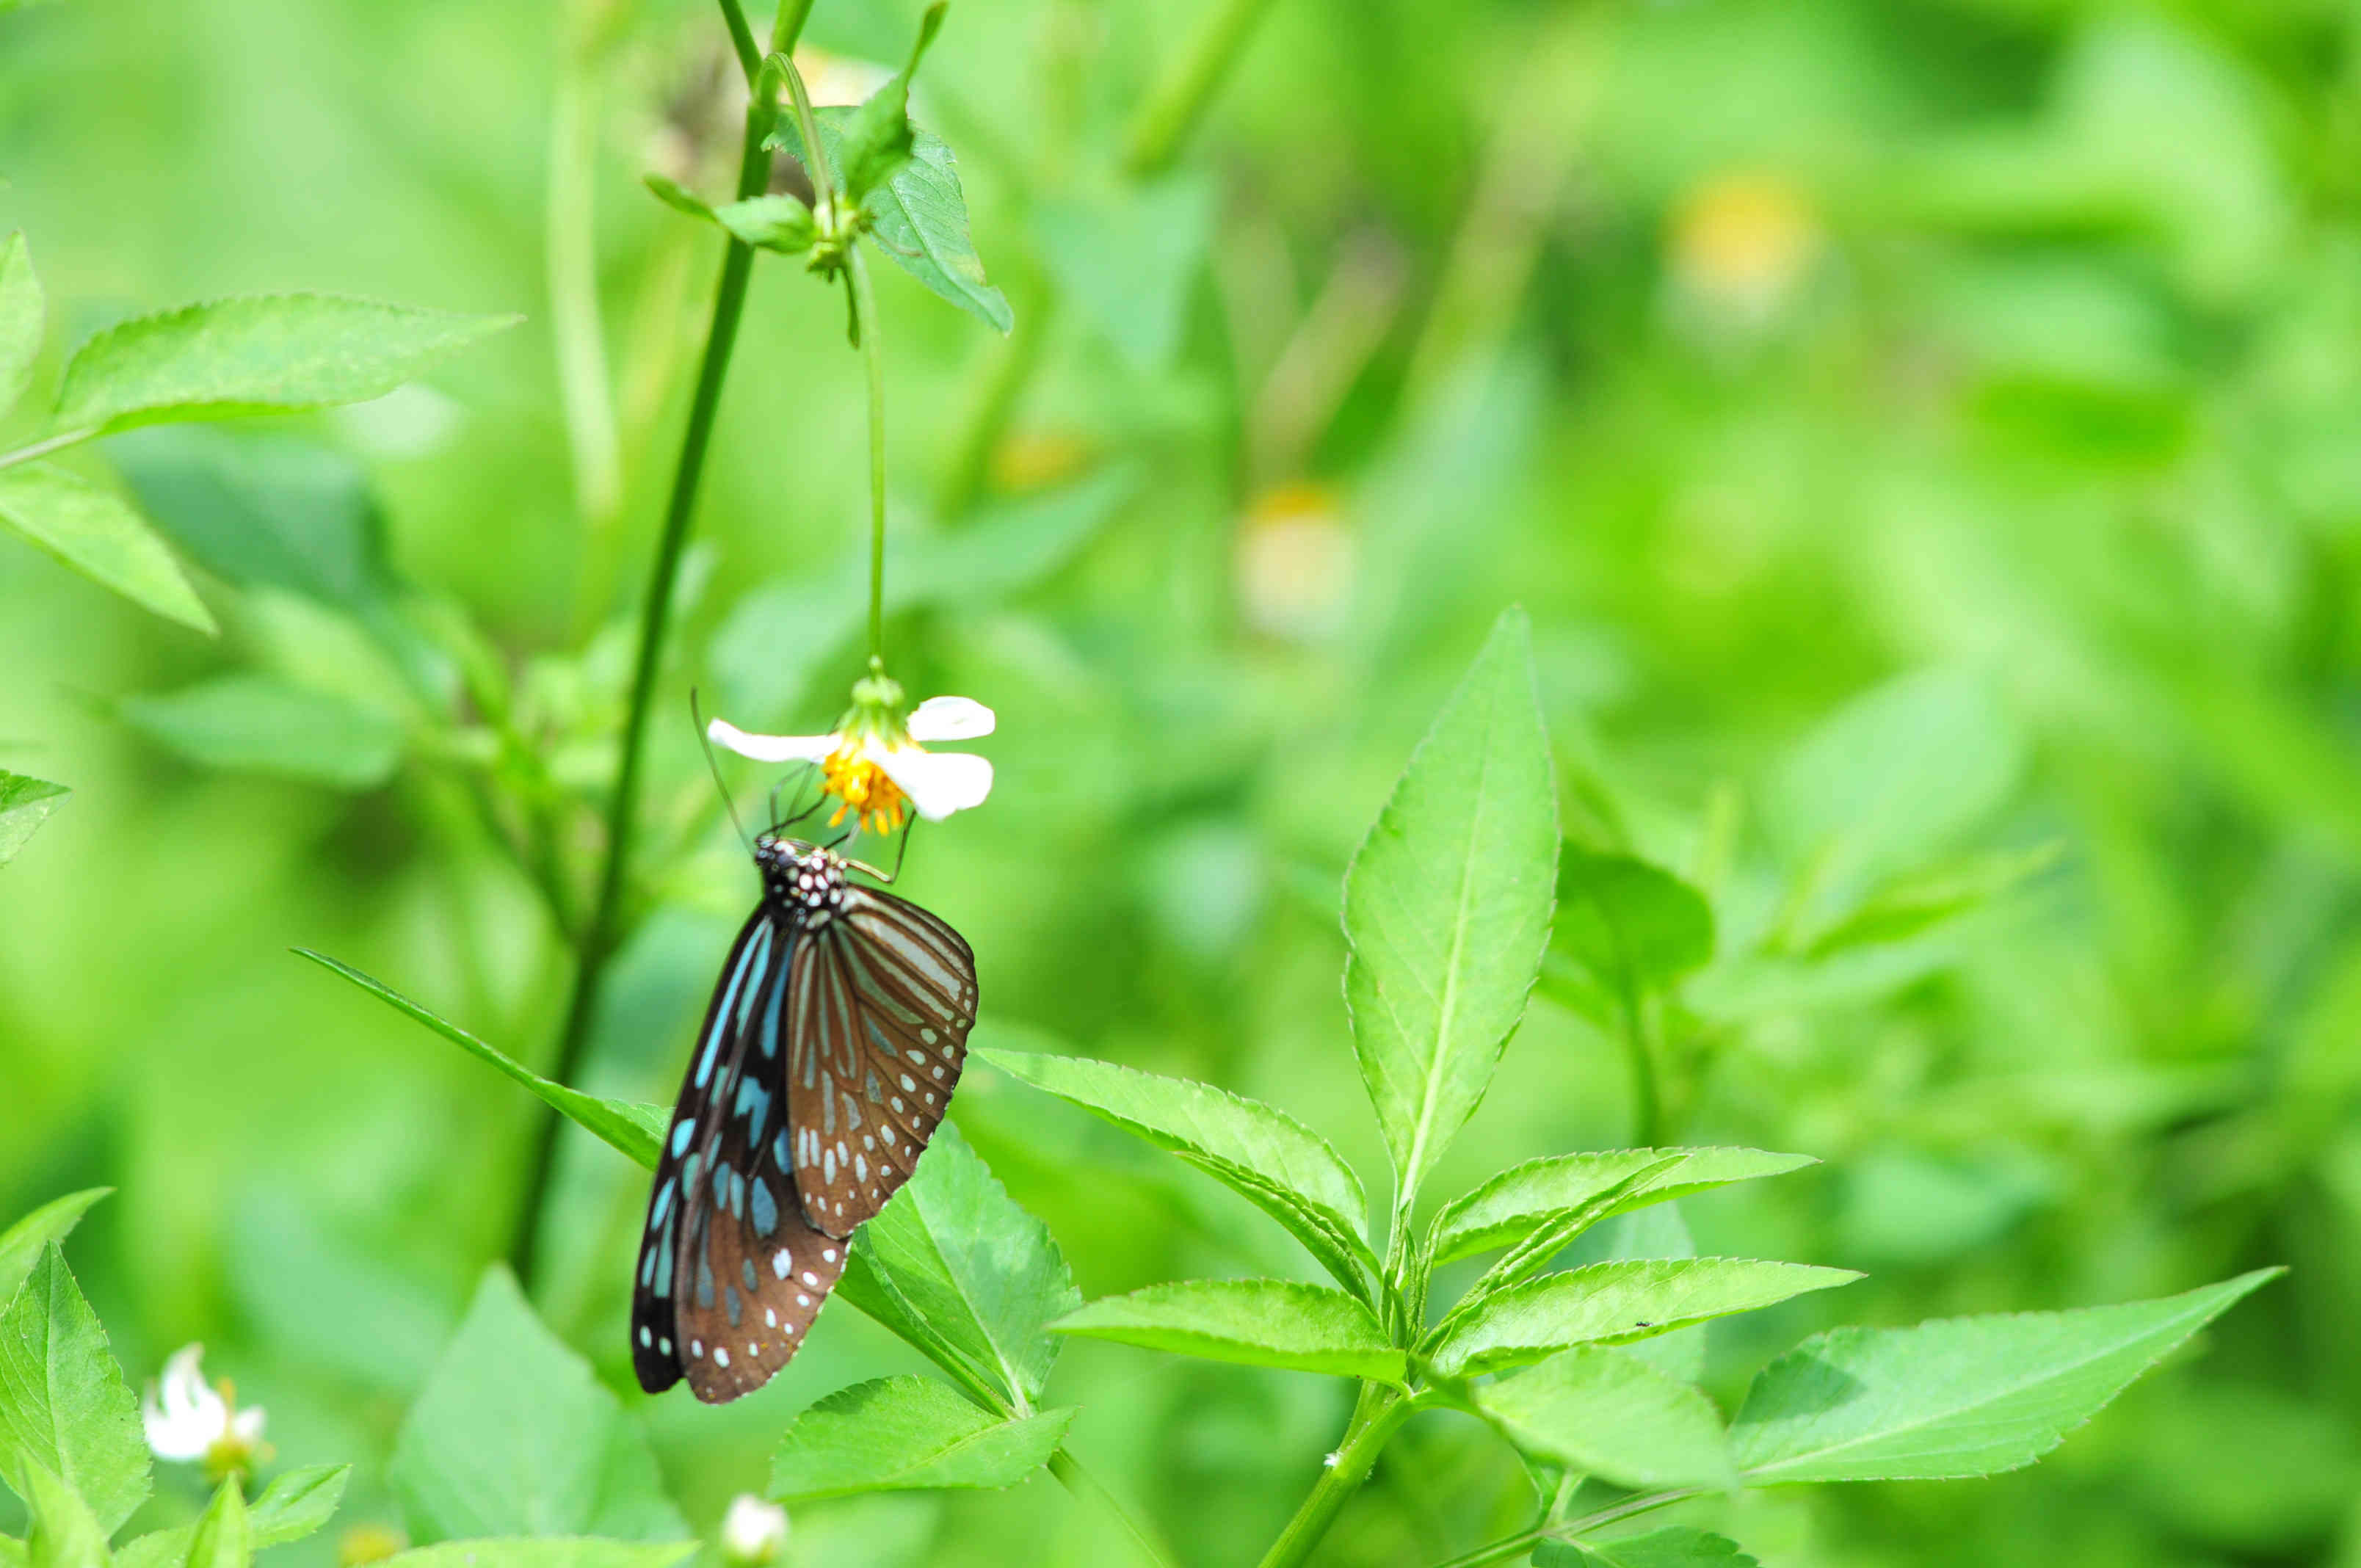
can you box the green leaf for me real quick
[120,1463,350,1568]
[979,1049,1377,1299]
[1731,1268,2282,1484]
[829,4,945,203]
[1343,607,1558,1207]
[837,1125,1078,1409]
[1556,849,1713,995]
[120,677,404,789]
[1476,1346,1733,1491]
[294,949,666,1169]
[1448,1161,1680,1304]
[0,233,43,418]
[1431,1148,1818,1266]
[0,1192,108,1306]
[388,1268,685,1543]
[709,196,818,255]
[1807,843,2064,955]
[642,175,715,221]
[1539,1527,1761,1567]
[53,295,518,437]
[0,1246,150,1534]
[861,131,1010,333]
[1033,177,1215,370]
[0,464,214,634]
[1429,1259,1862,1377]
[181,1480,250,1568]
[376,1543,694,1568]
[768,1377,1073,1501]
[1053,1280,1405,1384]
[0,774,69,868]
[18,1459,109,1568]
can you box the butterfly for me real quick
[630,828,978,1401]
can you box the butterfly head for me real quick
[754,834,849,921]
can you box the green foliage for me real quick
[119,677,404,789]
[829,4,945,206]
[373,1544,692,1568]
[1474,1346,1734,1490]
[0,465,214,634]
[1540,1529,1760,1567]
[0,1192,107,1304]
[1555,849,1715,996]
[767,1376,1072,1500]
[1053,1280,1404,1383]
[0,1246,148,1536]
[114,1467,350,1568]
[18,1460,109,1568]
[0,774,69,868]
[1032,178,1215,369]
[0,234,41,418]
[178,1481,248,1568]
[1429,1150,1813,1266]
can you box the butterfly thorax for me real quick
[755,835,849,925]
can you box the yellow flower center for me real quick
[822,744,908,835]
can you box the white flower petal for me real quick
[231,1405,267,1445]
[904,696,995,742]
[721,1494,789,1563]
[707,719,836,765]
[877,747,993,820]
[145,1344,225,1460]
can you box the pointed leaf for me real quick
[1539,1527,1761,1567]
[377,1544,694,1568]
[979,1049,1375,1298]
[0,1192,107,1309]
[115,1464,352,1568]
[0,773,68,868]
[388,1268,685,1543]
[1732,1268,2282,1483]
[18,1460,108,1568]
[1476,1346,1733,1491]
[769,1376,1071,1501]
[1053,1280,1404,1384]
[0,1247,149,1533]
[861,131,1009,333]
[1430,1259,1862,1376]
[54,295,518,436]
[181,1480,250,1568]
[1556,849,1713,995]
[829,4,945,203]
[120,677,405,789]
[1432,1148,1816,1265]
[0,234,43,418]
[1343,608,1557,1206]
[294,950,665,1169]
[0,464,214,634]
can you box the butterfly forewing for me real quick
[787,884,978,1235]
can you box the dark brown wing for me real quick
[784,884,978,1237]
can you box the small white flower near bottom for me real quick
[142,1343,267,1478]
[720,1493,790,1566]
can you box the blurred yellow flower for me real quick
[1236,482,1357,642]
[1667,170,1821,329]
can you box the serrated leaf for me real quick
[1053,1280,1404,1384]
[53,295,517,437]
[181,1480,249,1568]
[0,234,43,418]
[1033,177,1214,370]
[1556,849,1713,995]
[0,463,214,633]
[1476,1346,1733,1491]
[837,1125,1078,1409]
[769,1377,1071,1501]
[828,4,944,203]
[979,1049,1375,1299]
[0,772,68,868]
[0,1192,107,1307]
[1731,1268,2282,1484]
[118,1464,352,1568]
[377,1543,694,1568]
[120,677,405,789]
[1432,1148,1818,1266]
[388,1268,685,1543]
[1343,608,1557,1208]
[0,1246,150,1534]
[18,1459,108,1568]
[294,949,665,1170]
[1538,1527,1761,1567]
[1429,1259,1862,1376]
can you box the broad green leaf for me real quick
[0,234,42,418]
[1731,1268,2282,1484]
[120,677,404,789]
[118,1464,352,1568]
[709,196,818,255]
[0,773,68,868]
[1033,176,1215,369]
[1556,849,1713,995]
[388,1268,685,1543]
[54,295,518,437]
[1476,1346,1733,1491]
[1538,1527,1761,1567]
[294,949,665,1169]
[18,1459,108,1568]
[1429,1259,1862,1377]
[1432,1148,1818,1265]
[1053,1280,1405,1384]
[0,464,214,634]
[181,1481,249,1568]
[769,1377,1072,1501]
[0,1191,108,1306]
[979,1049,1376,1298]
[1343,608,1557,1207]
[829,4,945,203]
[1807,843,2064,955]
[837,1125,1078,1408]
[0,1246,150,1533]
[377,1543,694,1568]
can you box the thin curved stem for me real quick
[849,244,887,663]
[1425,1488,1705,1568]
[1049,1448,1177,1568]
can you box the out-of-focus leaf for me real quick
[181,1480,249,1568]
[53,295,517,436]
[0,464,214,633]
[0,1246,150,1534]
[1731,1269,2282,1483]
[1556,849,1713,994]
[376,1544,693,1568]
[768,1377,1072,1501]
[1053,1280,1404,1384]
[0,774,69,868]
[1808,843,2064,955]
[18,1459,108,1568]
[120,676,403,788]
[1538,1528,1761,1567]
[0,233,43,418]
[642,175,715,221]
[388,1268,686,1543]
[838,1125,1078,1409]
[1476,1345,1733,1489]
[1432,1148,1813,1265]
[979,1049,1376,1299]
[1343,607,1557,1208]
[119,1464,352,1568]
[294,949,666,1170]
[1429,1258,1861,1376]
[0,1191,107,1305]
[1033,176,1214,370]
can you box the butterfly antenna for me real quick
[689,689,754,851]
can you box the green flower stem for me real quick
[1122,0,1277,178]
[0,427,99,473]
[1424,1489,1705,1568]
[1617,978,1664,1147]
[1048,1447,1178,1568]
[511,0,809,1286]
[849,244,888,662]
[1256,1387,1419,1568]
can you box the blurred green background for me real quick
[4,0,2359,1561]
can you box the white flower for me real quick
[719,1494,789,1566]
[709,689,994,834]
[143,1343,266,1476]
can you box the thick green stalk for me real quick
[1255,1389,1418,1568]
